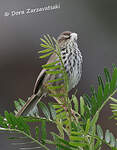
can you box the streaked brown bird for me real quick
[16,31,83,117]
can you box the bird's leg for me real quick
[53,96,78,122]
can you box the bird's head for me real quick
[57,31,78,45]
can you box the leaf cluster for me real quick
[83,67,117,121]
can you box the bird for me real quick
[16,31,83,117]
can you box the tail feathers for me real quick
[16,94,43,117]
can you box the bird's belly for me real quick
[68,63,82,91]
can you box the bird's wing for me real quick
[33,68,46,94]
[33,53,57,95]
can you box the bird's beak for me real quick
[70,33,78,41]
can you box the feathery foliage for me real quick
[0,111,49,150]
[39,35,69,97]
[0,35,117,150]
[110,96,117,125]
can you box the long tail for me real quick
[16,93,43,117]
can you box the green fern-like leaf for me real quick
[51,132,75,150]
[83,66,117,122]
[0,112,50,150]
[110,96,117,124]
[38,35,69,103]
[14,98,25,114]
[38,101,51,120]
[69,131,87,148]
